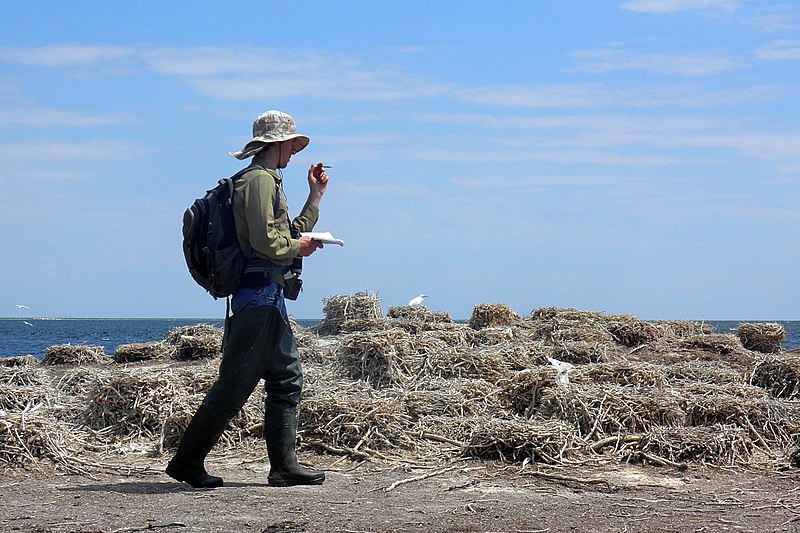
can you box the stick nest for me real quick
[113,342,171,363]
[633,424,754,465]
[42,344,108,366]
[736,322,786,353]
[751,355,800,398]
[336,329,420,387]
[388,305,452,323]
[314,292,383,335]
[469,303,520,330]
[0,355,39,367]
[164,324,223,360]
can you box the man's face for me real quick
[278,140,296,168]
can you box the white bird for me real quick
[408,294,427,307]
[546,356,574,387]
[22,321,33,327]
[16,304,29,309]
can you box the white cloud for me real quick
[755,40,800,60]
[0,43,777,111]
[379,45,432,54]
[0,140,148,162]
[140,46,308,77]
[696,131,800,160]
[409,111,800,169]
[0,167,84,186]
[415,111,733,134]
[456,82,788,109]
[620,0,740,14]
[457,83,620,108]
[139,46,452,102]
[0,107,130,128]
[747,4,800,32]
[336,180,425,197]
[6,41,444,104]
[453,174,638,189]
[186,72,450,102]
[194,77,351,101]
[412,146,694,167]
[0,44,133,67]
[775,162,800,175]
[570,48,745,76]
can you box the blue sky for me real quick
[1,1,798,320]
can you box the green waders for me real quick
[166,304,324,488]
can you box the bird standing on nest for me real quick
[547,356,574,386]
[408,294,427,307]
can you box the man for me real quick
[167,110,328,488]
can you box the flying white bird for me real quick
[547,356,574,387]
[408,294,427,307]
[16,305,30,309]
[22,321,34,327]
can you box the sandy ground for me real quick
[2,451,799,533]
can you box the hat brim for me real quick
[229,133,310,160]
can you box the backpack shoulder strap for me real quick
[230,163,281,217]
[229,163,262,182]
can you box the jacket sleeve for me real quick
[291,201,319,234]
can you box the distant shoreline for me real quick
[3,317,799,322]
[1,317,798,361]
[0,317,238,321]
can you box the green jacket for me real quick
[233,166,319,267]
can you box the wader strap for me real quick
[223,296,232,351]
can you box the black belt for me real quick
[240,272,277,288]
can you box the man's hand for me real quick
[298,235,324,257]
[307,163,329,206]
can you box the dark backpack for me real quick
[182,166,260,299]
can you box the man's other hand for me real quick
[298,235,324,257]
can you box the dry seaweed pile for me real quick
[113,342,170,363]
[42,344,108,366]
[388,305,453,324]
[313,292,383,335]
[1,295,798,476]
[736,322,787,354]
[468,303,519,330]
[162,324,223,360]
[32,324,224,367]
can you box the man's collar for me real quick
[250,164,283,183]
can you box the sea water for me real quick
[0,318,798,360]
[0,317,320,359]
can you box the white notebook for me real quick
[301,231,344,246]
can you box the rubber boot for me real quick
[264,401,325,487]
[165,406,228,488]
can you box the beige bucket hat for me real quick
[229,110,310,160]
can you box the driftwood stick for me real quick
[383,465,460,492]
[637,451,688,470]
[307,440,371,460]
[590,435,641,452]
[745,418,771,451]
[416,430,465,447]
[524,470,613,490]
[109,522,187,533]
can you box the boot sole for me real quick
[268,475,325,487]
[166,463,224,489]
